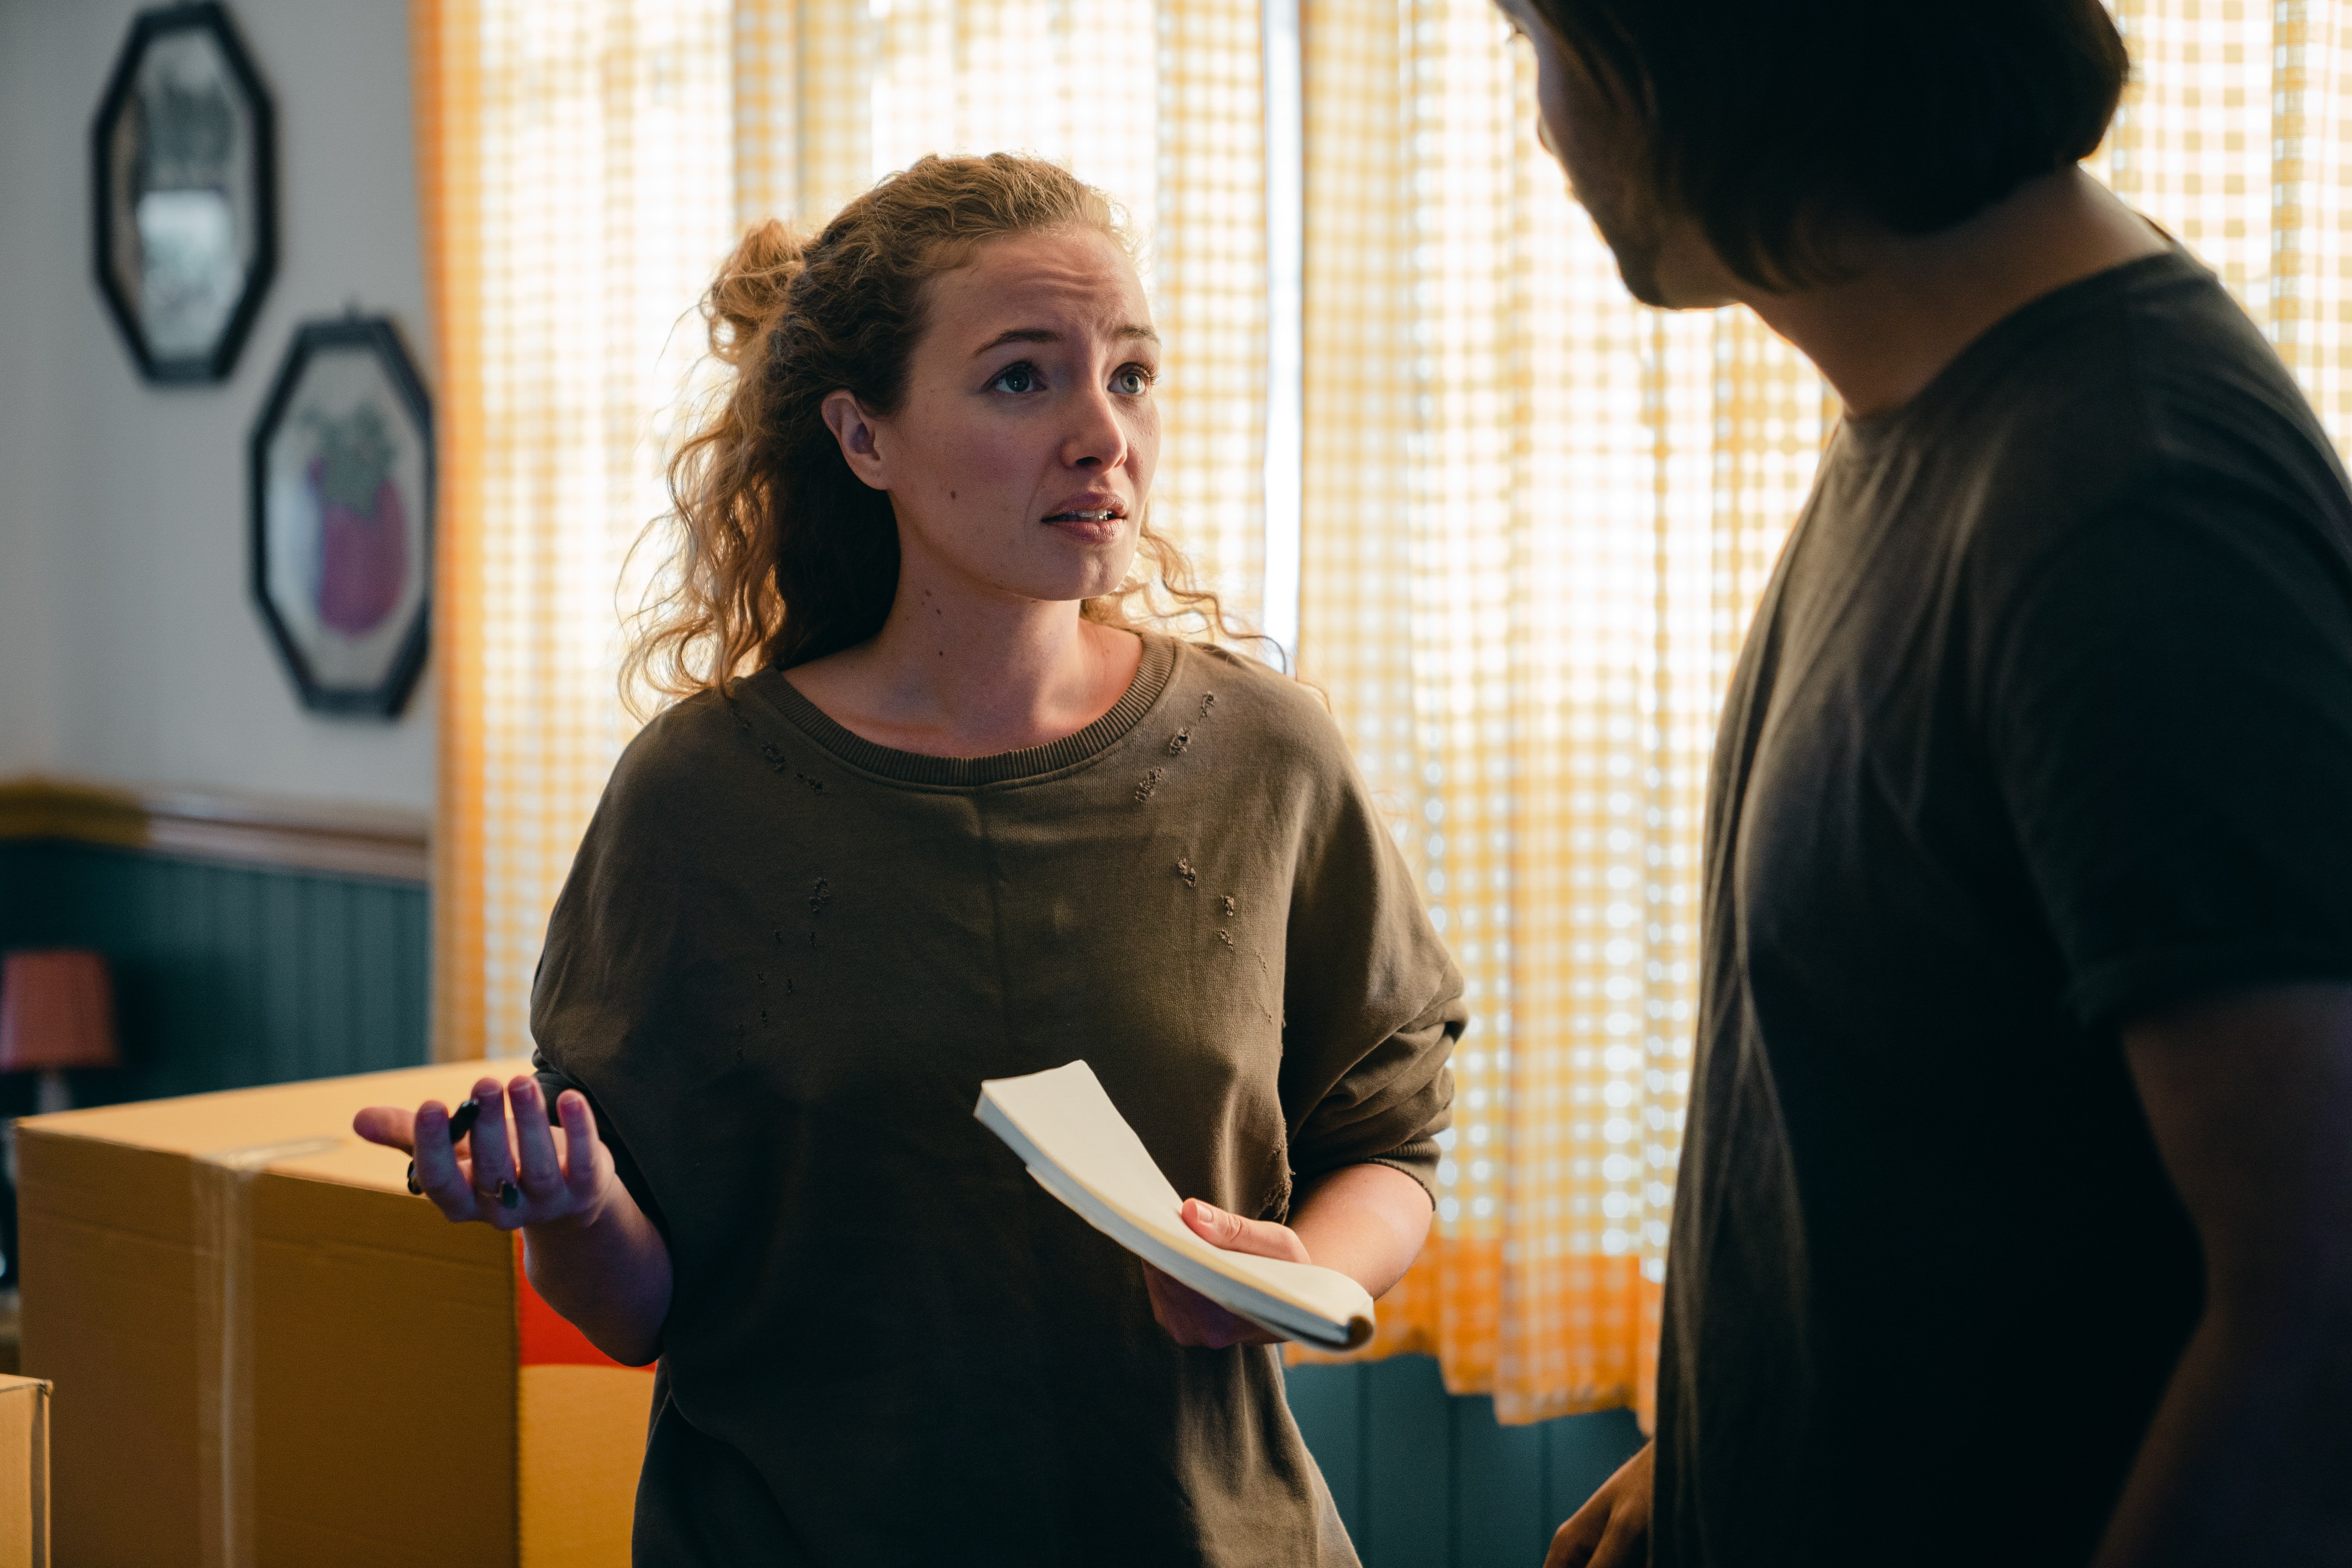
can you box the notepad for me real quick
[975,1060,1378,1350]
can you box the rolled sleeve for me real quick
[1987,473,2352,1028]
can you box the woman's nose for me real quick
[1063,385,1128,470]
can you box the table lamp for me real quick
[0,949,120,1117]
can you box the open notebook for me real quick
[975,1060,1378,1351]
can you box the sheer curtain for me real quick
[415,0,2352,1425]
[413,0,734,1063]
[1293,0,1829,1426]
[1292,0,2352,1427]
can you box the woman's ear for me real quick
[820,389,889,492]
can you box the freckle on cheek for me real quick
[949,490,957,500]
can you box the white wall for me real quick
[0,0,434,816]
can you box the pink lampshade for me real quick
[0,949,122,1073]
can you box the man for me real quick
[1491,4,2352,1566]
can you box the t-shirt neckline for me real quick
[760,630,1178,787]
[1839,246,2200,452]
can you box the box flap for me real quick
[14,1062,511,1159]
[0,1374,50,1568]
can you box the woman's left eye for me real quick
[1112,367,1152,396]
[990,363,1040,394]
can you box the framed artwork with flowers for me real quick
[248,315,434,717]
[92,2,276,383]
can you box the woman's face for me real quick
[825,225,1161,608]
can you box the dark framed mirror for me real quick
[92,3,277,383]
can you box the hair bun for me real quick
[704,219,808,365]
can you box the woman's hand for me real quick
[1144,1198,1311,1348]
[1544,1441,1653,1568]
[1149,1165,1435,1350]
[355,1074,671,1365]
[352,1074,613,1232]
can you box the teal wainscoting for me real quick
[1285,1356,1646,1568]
[0,838,430,1284]
[0,839,431,1103]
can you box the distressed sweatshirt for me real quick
[530,632,1464,1568]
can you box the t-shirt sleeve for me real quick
[1985,465,2352,1028]
[532,1058,671,1242]
[1308,989,1465,1201]
[1278,714,1465,1202]
[525,699,714,1242]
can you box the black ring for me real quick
[405,1159,423,1196]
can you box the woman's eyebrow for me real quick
[971,323,1160,357]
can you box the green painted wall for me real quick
[0,839,1641,1561]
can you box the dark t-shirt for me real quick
[1654,250,2352,1566]
[529,635,1462,1568]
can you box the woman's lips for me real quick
[1042,508,1126,543]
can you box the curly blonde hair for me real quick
[624,152,1255,711]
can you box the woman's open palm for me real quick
[353,1074,613,1232]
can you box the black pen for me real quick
[450,1099,518,1206]
[406,1097,485,1195]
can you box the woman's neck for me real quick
[783,573,1145,759]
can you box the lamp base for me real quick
[33,1069,69,1117]
[34,1072,71,1123]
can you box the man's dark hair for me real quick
[1530,0,2129,288]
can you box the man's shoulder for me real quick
[2067,257,2337,481]
[1873,256,2352,583]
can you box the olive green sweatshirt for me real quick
[532,632,1463,1568]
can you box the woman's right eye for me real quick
[990,362,1040,394]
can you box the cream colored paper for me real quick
[975,1061,1376,1350]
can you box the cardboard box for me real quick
[14,1063,655,1568]
[0,1374,49,1568]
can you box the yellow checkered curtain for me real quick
[1294,0,2352,1428]
[418,1,1269,1057]
[414,0,735,1060]
[1291,0,1831,1426]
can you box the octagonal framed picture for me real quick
[249,316,434,717]
[92,2,276,383]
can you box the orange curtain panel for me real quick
[412,0,734,1061]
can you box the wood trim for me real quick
[0,777,429,884]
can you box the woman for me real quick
[357,153,1461,1566]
